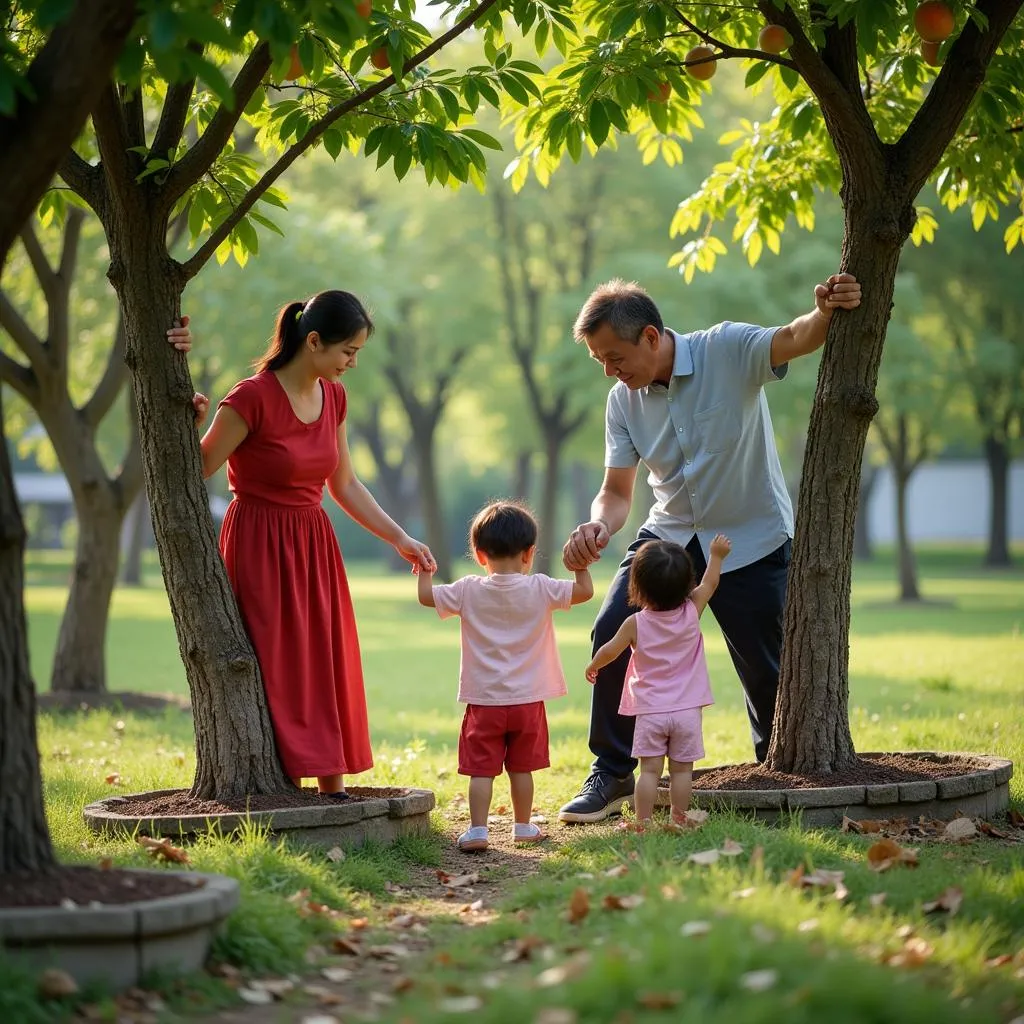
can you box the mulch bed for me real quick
[0,866,203,910]
[109,785,408,818]
[693,753,986,791]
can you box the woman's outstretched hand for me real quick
[395,533,436,574]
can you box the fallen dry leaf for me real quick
[237,988,274,1006]
[98,857,113,871]
[330,936,361,956]
[503,935,545,963]
[37,968,78,999]
[319,966,353,984]
[660,884,679,900]
[302,986,343,1008]
[797,918,819,933]
[867,838,918,872]
[740,968,778,992]
[325,846,346,863]
[349,917,369,930]
[749,845,764,872]
[922,886,963,916]
[720,838,744,857]
[249,978,295,998]
[637,991,682,1009]
[1009,808,1024,828]
[393,976,415,994]
[494,805,508,814]
[104,772,121,786]
[977,820,1011,839]
[604,864,630,878]
[602,893,645,911]
[842,816,882,834]
[983,954,1014,968]
[536,953,591,988]
[369,944,410,959]
[439,871,480,889]
[688,848,720,866]
[886,936,934,968]
[869,892,888,908]
[944,817,978,841]
[136,835,190,865]
[567,887,590,924]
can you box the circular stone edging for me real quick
[0,870,238,990]
[655,751,1013,827]
[83,786,436,850]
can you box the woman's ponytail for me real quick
[257,301,306,372]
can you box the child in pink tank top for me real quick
[585,534,731,828]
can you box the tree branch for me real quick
[180,0,503,281]
[115,421,144,508]
[0,351,40,405]
[0,0,135,261]
[0,288,50,371]
[152,72,200,163]
[58,151,104,210]
[124,86,147,151]
[18,221,56,298]
[666,6,795,70]
[49,209,84,373]
[57,207,86,284]
[92,83,139,202]
[897,0,1024,195]
[162,45,273,207]
[81,315,127,428]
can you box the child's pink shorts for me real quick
[631,708,704,763]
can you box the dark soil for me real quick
[0,865,203,910]
[693,753,985,791]
[109,785,409,817]
[36,690,192,714]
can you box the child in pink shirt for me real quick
[585,534,731,828]
[418,501,594,852]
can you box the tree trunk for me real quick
[894,466,920,602]
[767,196,911,775]
[536,429,562,575]
[50,484,123,693]
[109,217,289,799]
[570,461,592,528]
[0,391,54,873]
[409,420,451,582]
[853,464,878,561]
[982,433,1012,567]
[121,488,149,586]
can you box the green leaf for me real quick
[608,6,638,39]
[437,85,462,123]
[588,99,610,146]
[745,61,771,88]
[460,128,502,151]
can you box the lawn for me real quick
[6,545,1024,1022]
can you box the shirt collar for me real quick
[669,329,694,377]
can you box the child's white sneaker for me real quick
[457,826,489,852]
[513,822,547,845]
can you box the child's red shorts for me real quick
[458,701,549,777]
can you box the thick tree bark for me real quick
[982,433,1012,567]
[512,451,532,503]
[853,464,877,561]
[768,193,912,775]
[51,485,123,693]
[107,211,289,799]
[0,390,54,873]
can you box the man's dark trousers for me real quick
[588,530,791,776]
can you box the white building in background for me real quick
[867,461,1024,544]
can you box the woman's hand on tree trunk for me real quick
[167,314,192,352]
[192,393,210,427]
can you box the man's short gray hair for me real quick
[573,279,665,344]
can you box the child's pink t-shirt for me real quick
[618,602,714,716]
[432,573,575,706]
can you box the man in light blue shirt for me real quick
[559,273,862,823]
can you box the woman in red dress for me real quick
[190,290,435,797]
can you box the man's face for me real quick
[584,323,661,389]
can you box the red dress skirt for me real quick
[218,371,372,778]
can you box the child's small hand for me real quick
[710,533,731,559]
[585,664,598,685]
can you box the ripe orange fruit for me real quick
[914,1,954,43]
[684,45,717,81]
[286,44,304,81]
[355,0,372,17]
[758,24,792,54]
[647,80,672,103]
[370,47,390,70]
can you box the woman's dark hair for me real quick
[627,540,695,611]
[470,500,538,560]
[257,290,374,372]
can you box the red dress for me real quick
[218,370,372,778]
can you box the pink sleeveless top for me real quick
[618,602,714,716]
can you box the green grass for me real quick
[7,545,1024,1021]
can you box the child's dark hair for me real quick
[257,289,373,372]
[627,540,694,611]
[470,500,538,560]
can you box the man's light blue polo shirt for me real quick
[604,321,794,572]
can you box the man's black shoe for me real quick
[558,772,634,823]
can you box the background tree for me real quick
[515,0,1024,773]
